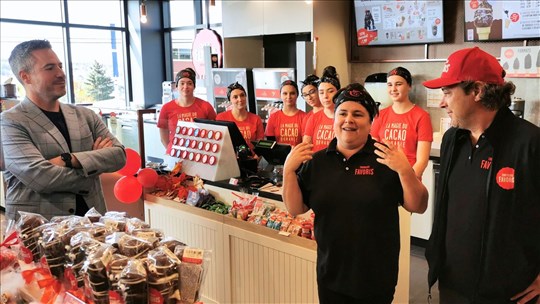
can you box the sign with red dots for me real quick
[168,121,240,181]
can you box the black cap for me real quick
[175,68,196,87]
[333,83,380,122]
[387,67,412,86]
[226,82,246,101]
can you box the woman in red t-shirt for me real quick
[301,74,323,128]
[370,67,433,179]
[303,66,341,152]
[216,82,264,150]
[265,80,307,146]
[157,68,217,154]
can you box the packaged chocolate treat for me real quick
[99,212,127,232]
[145,246,181,303]
[108,253,129,292]
[50,215,91,230]
[104,231,126,250]
[84,207,103,223]
[15,211,48,263]
[118,259,148,304]
[131,228,164,241]
[88,222,114,243]
[125,217,150,234]
[118,234,154,259]
[39,225,66,279]
[49,215,76,224]
[80,244,115,304]
[178,247,212,304]
[68,232,104,288]
[158,236,187,253]
[173,244,188,260]
[178,262,204,304]
[61,225,92,248]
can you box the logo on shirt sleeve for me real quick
[496,167,514,190]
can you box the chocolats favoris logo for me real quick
[349,89,361,97]
[355,165,374,175]
[496,167,514,190]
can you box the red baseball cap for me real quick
[423,47,505,89]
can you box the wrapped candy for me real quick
[118,259,148,304]
[15,211,48,263]
[145,246,181,304]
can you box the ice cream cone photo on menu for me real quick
[474,0,493,40]
[476,27,491,40]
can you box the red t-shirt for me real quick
[370,105,433,166]
[303,110,314,131]
[304,110,334,152]
[265,110,307,146]
[157,98,217,152]
[216,110,264,150]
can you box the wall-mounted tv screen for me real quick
[354,0,444,46]
[464,0,540,42]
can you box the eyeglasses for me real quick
[301,89,317,99]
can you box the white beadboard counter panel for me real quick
[144,183,411,303]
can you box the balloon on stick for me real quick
[114,175,142,204]
[117,148,141,176]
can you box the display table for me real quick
[144,184,411,304]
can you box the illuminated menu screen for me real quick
[354,0,444,46]
[464,0,540,41]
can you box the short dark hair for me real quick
[9,39,52,83]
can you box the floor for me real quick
[0,209,438,303]
[409,244,439,304]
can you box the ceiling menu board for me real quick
[354,0,444,46]
[464,0,540,41]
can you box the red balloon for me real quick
[137,168,158,188]
[114,176,142,204]
[117,148,141,176]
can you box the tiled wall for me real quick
[350,61,540,131]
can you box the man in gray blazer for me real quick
[1,39,126,220]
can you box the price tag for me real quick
[182,248,204,264]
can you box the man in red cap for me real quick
[423,47,540,303]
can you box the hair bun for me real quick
[322,66,338,80]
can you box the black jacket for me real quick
[426,107,540,303]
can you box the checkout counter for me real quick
[94,109,412,303]
[141,128,412,304]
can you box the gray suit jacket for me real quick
[1,98,126,220]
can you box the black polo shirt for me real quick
[297,137,404,299]
[441,132,493,296]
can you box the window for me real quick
[170,0,196,28]
[167,0,222,82]
[173,48,192,61]
[0,0,128,106]
[171,29,197,72]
